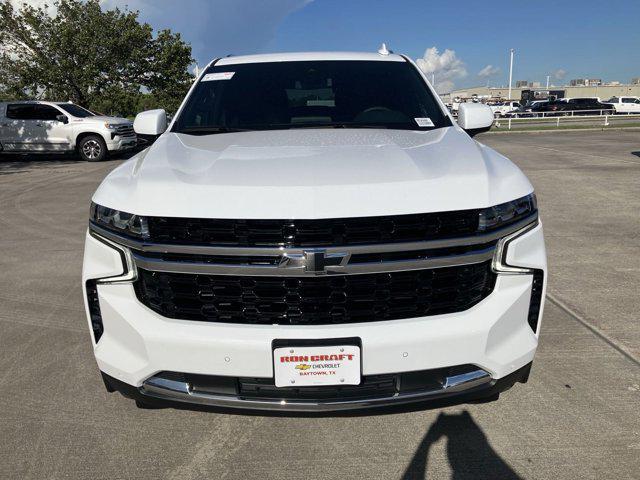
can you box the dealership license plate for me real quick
[273,345,361,388]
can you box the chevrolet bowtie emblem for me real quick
[278,249,350,274]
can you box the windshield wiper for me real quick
[287,123,433,131]
[249,122,422,130]
[178,123,435,134]
[177,126,252,135]
[295,123,389,129]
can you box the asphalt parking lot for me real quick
[0,130,639,479]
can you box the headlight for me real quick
[104,123,119,129]
[478,193,537,232]
[90,203,149,238]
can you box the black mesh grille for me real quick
[238,374,398,400]
[145,211,481,247]
[133,261,496,325]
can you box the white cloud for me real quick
[554,68,567,80]
[416,47,467,93]
[478,64,500,78]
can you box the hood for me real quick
[73,115,131,124]
[93,126,533,219]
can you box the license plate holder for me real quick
[273,344,361,388]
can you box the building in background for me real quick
[515,80,529,88]
[442,82,640,103]
[631,78,640,85]
[570,78,603,86]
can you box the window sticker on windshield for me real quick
[201,72,235,82]
[415,117,434,127]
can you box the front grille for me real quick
[238,374,398,399]
[133,261,496,325]
[114,124,135,137]
[145,210,481,247]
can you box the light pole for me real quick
[546,75,550,89]
[508,49,514,100]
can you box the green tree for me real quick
[0,0,194,116]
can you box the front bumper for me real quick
[102,362,532,413]
[105,135,137,152]
[82,223,546,412]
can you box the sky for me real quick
[10,0,640,93]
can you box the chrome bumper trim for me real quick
[139,369,492,412]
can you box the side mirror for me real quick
[56,114,69,124]
[457,103,494,137]
[133,109,167,136]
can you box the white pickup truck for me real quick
[83,50,546,412]
[0,101,136,161]
[603,96,640,114]
[490,101,522,117]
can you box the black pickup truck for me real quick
[534,98,614,115]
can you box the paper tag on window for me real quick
[415,117,434,127]
[201,72,235,81]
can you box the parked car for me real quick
[533,98,614,116]
[503,100,549,117]
[0,101,136,161]
[503,101,544,118]
[490,101,522,117]
[564,96,599,103]
[603,96,640,114]
[524,99,549,110]
[83,50,546,412]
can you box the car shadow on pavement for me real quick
[0,150,140,175]
[401,411,522,480]
[0,154,82,175]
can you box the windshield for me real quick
[173,60,451,134]
[57,103,95,118]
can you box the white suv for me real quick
[0,101,136,161]
[603,96,640,114]
[83,51,546,412]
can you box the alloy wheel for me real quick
[82,139,101,159]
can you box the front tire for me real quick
[78,135,107,162]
